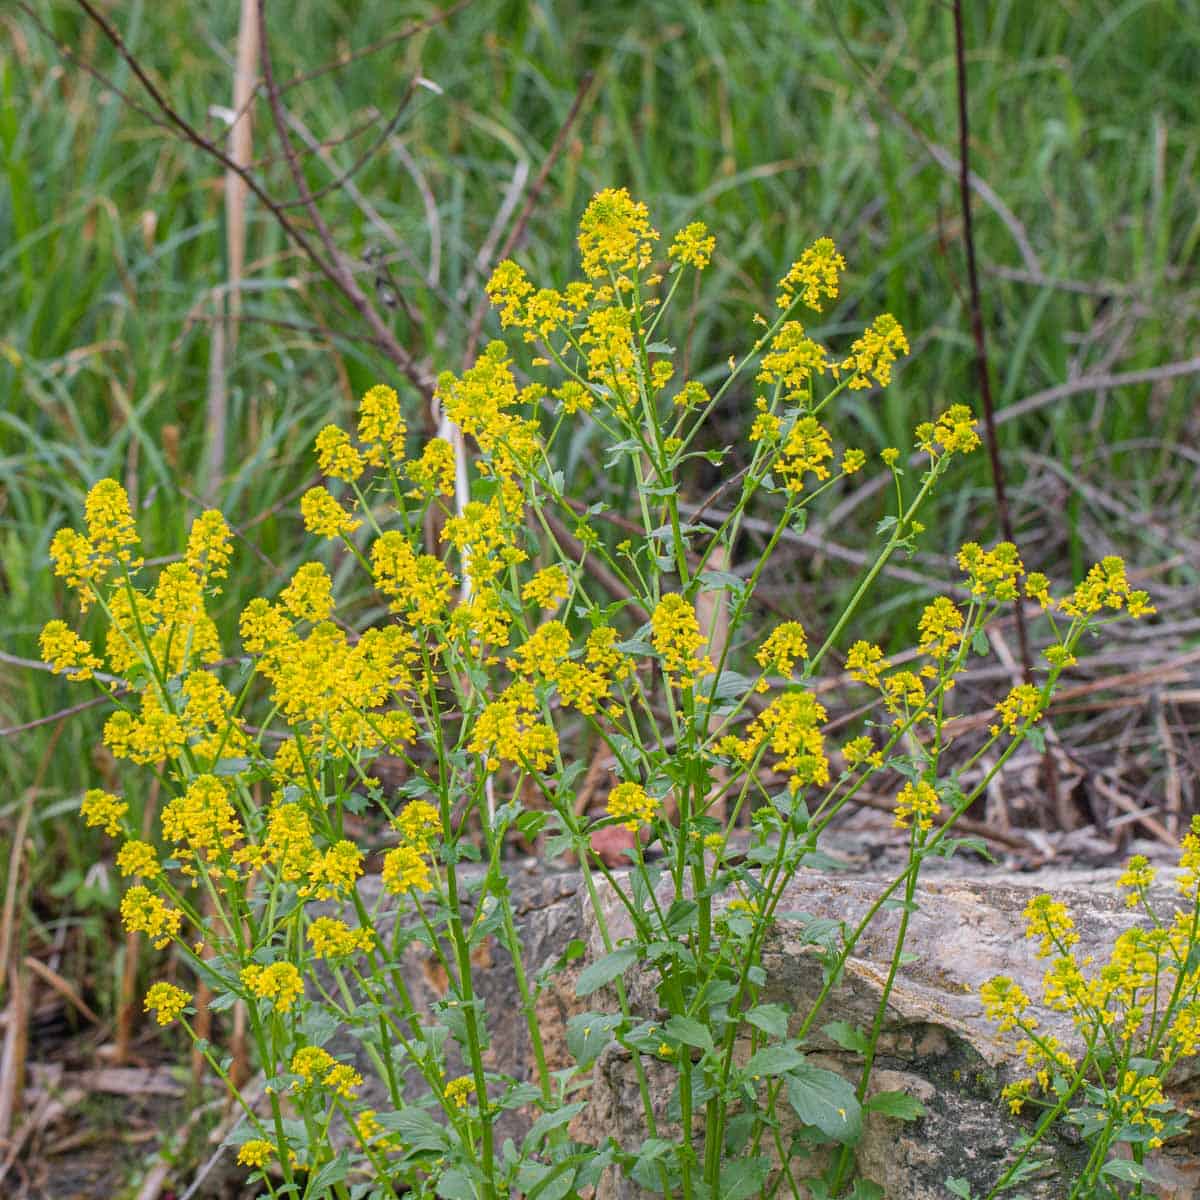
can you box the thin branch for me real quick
[70,0,430,396]
[256,0,430,393]
[273,78,418,209]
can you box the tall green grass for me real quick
[2,0,1198,1008]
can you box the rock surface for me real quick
[351,865,1200,1198]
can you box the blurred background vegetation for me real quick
[2,0,1198,1066]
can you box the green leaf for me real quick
[745,1004,789,1040]
[972,628,990,656]
[1101,1159,1154,1182]
[664,1014,714,1053]
[566,1011,622,1065]
[575,947,637,996]
[864,1091,925,1121]
[305,1153,350,1194]
[744,1043,806,1077]
[376,1108,447,1151]
[787,1064,862,1144]
[945,1180,973,1200]
[436,1168,476,1199]
[849,1182,886,1200]
[718,1156,772,1200]
[822,1021,869,1054]
[523,1103,586,1151]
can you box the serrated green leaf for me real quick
[787,1064,862,1144]
[576,947,638,996]
[745,1003,789,1040]
[664,1014,714,1052]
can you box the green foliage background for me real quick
[2,0,1198,1011]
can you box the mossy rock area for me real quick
[349,865,1200,1199]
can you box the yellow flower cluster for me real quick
[577,187,658,280]
[840,314,909,390]
[116,839,160,879]
[733,691,829,792]
[301,486,361,538]
[668,221,715,270]
[606,781,658,832]
[775,237,846,311]
[755,622,809,683]
[991,684,1044,736]
[237,1140,274,1168]
[406,436,457,498]
[893,779,940,832]
[307,916,376,959]
[757,323,828,398]
[651,594,714,685]
[468,682,558,773]
[1061,555,1154,619]
[143,981,191,1026]
[81,788,128,837]
[444,1075,475,1109]
[241,961,304,1013]
[40,620,102,681]
[522,565,571,610]
[916,597,964,660]
[916,404,981,457]
[161,773,242,871]
[120,886,182,949]
[382,799,441,897]
[290,1046,362,1098]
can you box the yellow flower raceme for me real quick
[161,774,242,866]
[1023,894,1079,958]
[916,597,964,659]
[116,839,161,879]
[738,691,829,791]
[85,478,141,561]
[846,641,887,688]
[371,532,456,625]
[382,844,433,895]
[522,566,571,611]
[237,1140,274,1169]
[606,781,657,831]
[280,562,334,623]
[840,314,909,390]
[755,622,809,680]
[185,510,233,585]
[104,693,187,765]
[651,594,714,685]
[893,779,940,832]
[776,237,846,311]
[40,620,101,681]
[469,681,558,773]
[315,425,363,482]
[356,384,406,466]
[307,917,376,959]
[121,886,182,949]
[756,322,827,397]
[444,1076,475,1109]
[577,187,658,279]
[81,788,128,836]
[407,437,457,498]
[1061,555,1153,619]
[668,221,715,270]
[242,961,304,1012]
[957,541,1024,601]
[776,416,833,493]
[301,487,361,538]
[992,684,1044,736]
[144,981,191,1026]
